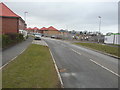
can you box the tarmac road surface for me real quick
[44,37,118,88]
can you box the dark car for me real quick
[51,35,56,38]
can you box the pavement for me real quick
[43,37,119,88]
[2,37,33,67]
[32,39,48,46]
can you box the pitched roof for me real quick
[47,26,58,31]
[39,27,48,30]
[26,27,33,30]
[0,2,20,17]
[33,27,39,30]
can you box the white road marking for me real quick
[69,48,119,77]
[71,48,81,55]
[49,49,64,88]
[90,59,120,77]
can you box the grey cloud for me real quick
[4,2,118,34]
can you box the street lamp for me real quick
[98,16,101,43]
[24,12,28,22]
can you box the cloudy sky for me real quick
[2,0,119,34]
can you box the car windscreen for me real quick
[35,34,41,36]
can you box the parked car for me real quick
[51,35,56,38]
[41,34,44,37]
[34,33,41,40]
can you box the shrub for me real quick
[2,33,24,49]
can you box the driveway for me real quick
[43,37,118,88]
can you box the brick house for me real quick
[25,27,33,34]
[26,26,60,36]
[40,26,60,36]
[0,3,26,34]
[39,27,48,34]
[32,27,39,33]
[26,27,41,34]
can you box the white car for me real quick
[34,33,41,40]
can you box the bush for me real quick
[2,33,24,49]
[2,34,12,48]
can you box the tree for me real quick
[83,31,87,35]
[106,32,113,36]
[80,31,83,35]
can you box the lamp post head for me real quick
[98,16,101,18]
[24,11,28,13]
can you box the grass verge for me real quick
[74,43,120,57]
[2,44,60,88]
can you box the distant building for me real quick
[32,27,39,33]
[39,26,60,36]
[39,27,48,34]
[25,27,34,34]
[26,26,60,36]
[104,33,120,44]
[26,27,39,34]
[0,3,26,34]
[59,29,68,35]
[44,26,60,36]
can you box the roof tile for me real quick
[47,26,58,31]
[0,2,20,17]
[39,27,48,30]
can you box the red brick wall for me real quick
[0,17,2,34]
[44,30,60,35]
[19,19,26,30]
[1,17,18,34]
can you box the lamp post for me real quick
[24,12,28,22]
[98,16,101,43]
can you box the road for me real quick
[43,37,118,88]
[2,37,33,67]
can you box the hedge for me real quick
[2,33,24,49]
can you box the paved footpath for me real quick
[2,37,33,67]
[32,38,48,46]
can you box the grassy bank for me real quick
[74,43,119,57]
[2,44,60,88]
[108,44,120,47]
